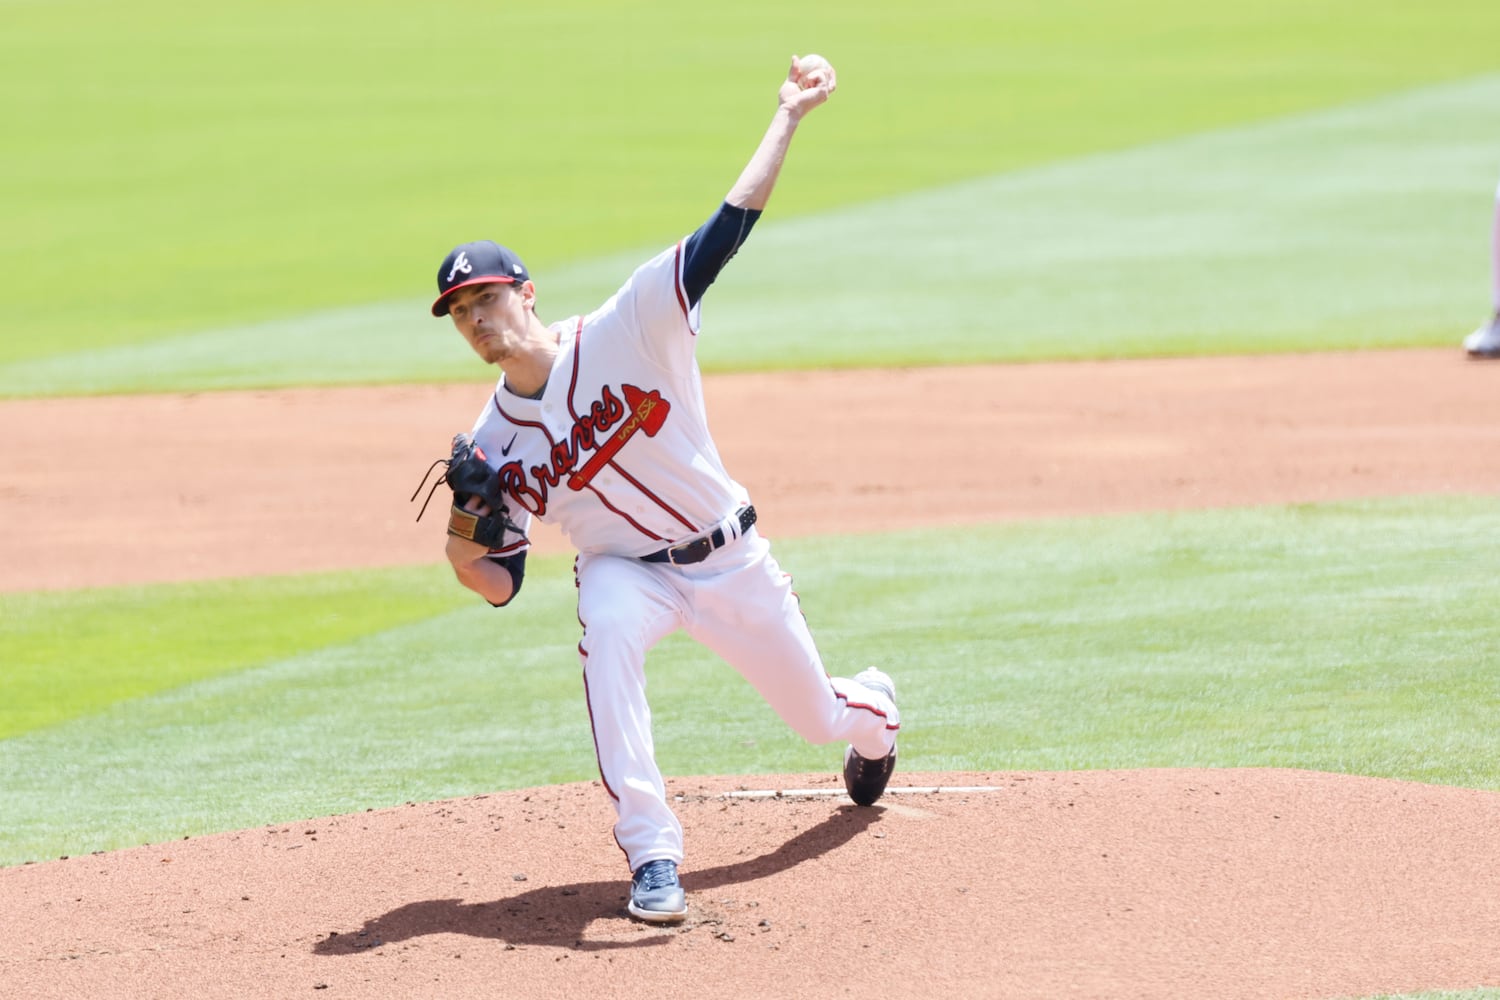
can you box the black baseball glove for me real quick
[411,433,522,549]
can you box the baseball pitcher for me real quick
[424,54,899,924]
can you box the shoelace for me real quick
[635,860,677,891]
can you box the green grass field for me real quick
[3,4,1500,994]
[4,496,1498,866]
[7,70,1500,395]
[3,0,1500,392]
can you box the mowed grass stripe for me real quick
[2,495,1496,866]
[706,74,1500,367]
[4,73,1499,398]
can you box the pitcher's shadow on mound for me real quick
[313,803,880,955]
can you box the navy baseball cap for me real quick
[431,240,530,317]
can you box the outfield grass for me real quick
[3,495,1496,867]
[3,0,1499,378]
[5,71,1500,396]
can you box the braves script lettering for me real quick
[498,384,671,515]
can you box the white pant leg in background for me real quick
[676,531,899,761]
[1490,176,1500,312]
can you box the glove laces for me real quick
[409,458,454,522]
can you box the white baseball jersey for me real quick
[468,241,748,557]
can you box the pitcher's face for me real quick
[447,281,532,364]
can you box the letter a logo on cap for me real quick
[447,251,473,283]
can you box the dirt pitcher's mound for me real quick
[4,769,1500,1000]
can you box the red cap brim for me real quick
[431,276,518,317]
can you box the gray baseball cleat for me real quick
[1464,317,1500,358]
[843,667,898,807]
[627,859,687,923]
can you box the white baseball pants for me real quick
[573,529,899,872]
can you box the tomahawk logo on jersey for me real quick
[493,382,671,511]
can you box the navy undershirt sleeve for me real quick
[485,550,527,607]
[681,202,762,308]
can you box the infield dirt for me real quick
[2,350,1499,999]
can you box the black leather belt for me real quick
[641,506,757,565]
